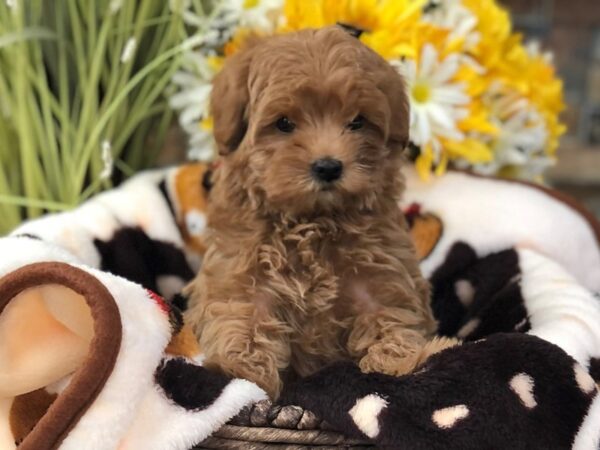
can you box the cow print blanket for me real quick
[282,334,596,450]
[5,163,600,449]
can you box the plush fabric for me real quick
[280,334,597,450]
[0,163,599,449]
[0,237,265,450]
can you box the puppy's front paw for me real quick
[359,337,461,376]
[358,341,421,376]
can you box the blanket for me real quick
[1,163,600,449]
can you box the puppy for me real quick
[185,26,453,398]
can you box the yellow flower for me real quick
[281,0,428,59]
[487,37,565,157]
[282,0,423,32]
[416,138,493,181]
[458,103,497,136]
[200,116,213,131]
[453,65,498,136]
[443,138,494,164]
[461,0,512,67]
[458,0,565,171]
[224,28,267,56]
[206,55,224,72]
[392,22,453,62]
[415,143,435,181]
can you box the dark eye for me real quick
[347,115,364,131]
[275,116,296,133]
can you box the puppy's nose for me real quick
[311,158,343,182]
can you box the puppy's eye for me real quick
[275,117,296,133]
[347,115,364,131]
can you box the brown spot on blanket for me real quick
[10,389,57,445]
[409,212,443,261]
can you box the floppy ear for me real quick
[386,71,410,152]
[211,46,255,156]
[359,42,410,153]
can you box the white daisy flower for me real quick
[187,128,216,161]
[169,52,219,161]
[525,40,554,65]
[194,0,284,48]
[423,0,481,52]
[120,37,137,63]
[394,44,470,160]
[475,88,552,179]
[169,0,231,47]
[213,0,284,32]
[100,140,114,180]
[108,0,123,14]
[236,0,284,31]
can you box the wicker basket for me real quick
[196,401,373,449]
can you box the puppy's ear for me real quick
[386,73,410,152]
[211,42,257,155]
[355,40,410,153]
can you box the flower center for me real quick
[244,0,259,8]
[412,82,432,104]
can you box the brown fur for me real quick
[185,27,452,398]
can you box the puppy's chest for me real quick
[261,227,363,315]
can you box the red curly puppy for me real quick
[185,26,455,398]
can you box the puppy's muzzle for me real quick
[311,158,343,183]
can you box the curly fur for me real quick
[185,27,453,398]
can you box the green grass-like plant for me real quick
[0,0,212,234]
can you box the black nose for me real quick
[311,158,343,182]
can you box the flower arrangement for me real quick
[170,0,566,181]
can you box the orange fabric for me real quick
[165,325,201,358]
[410,213,443,261]
[173,164,210,255]
[0,287,91,398]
